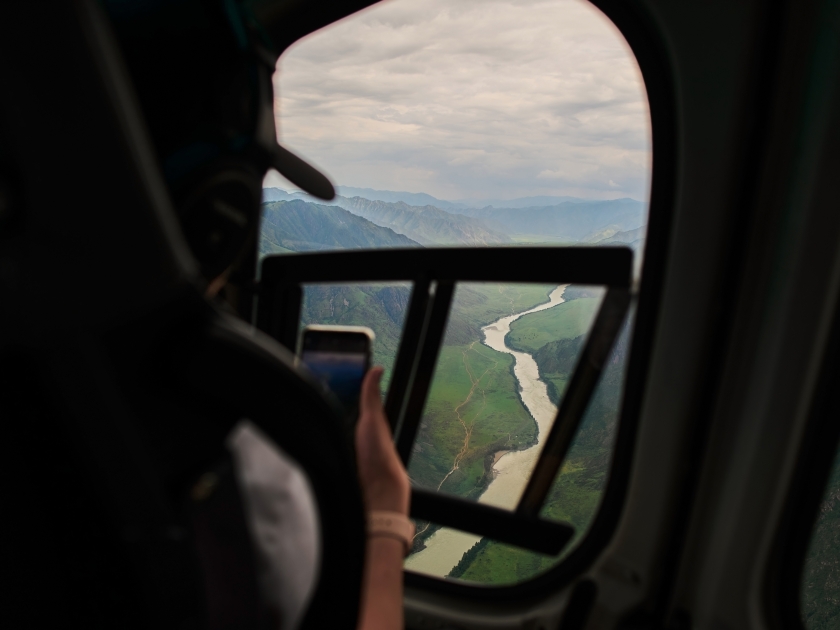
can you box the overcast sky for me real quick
[264,0,651,202]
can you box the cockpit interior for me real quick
[3,1,840,629]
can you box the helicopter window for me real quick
[404,282,610,581]
[260,0,650,587]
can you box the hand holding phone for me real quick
[299,325,374,418]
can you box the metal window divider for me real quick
[515,287,632,518]
[395,279,455,464]
[384,276,431,434]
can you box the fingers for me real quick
[355,366,411,514]
[360,366,385,419]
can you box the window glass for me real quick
[444,316,631,583]
[262,0,650,586]
[407,283,603,507]
[802,452,840,629]
[405,283,606,579]
[298,283,411,391]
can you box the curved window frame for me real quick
[261,0,678,599]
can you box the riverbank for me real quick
[404,285,568,576]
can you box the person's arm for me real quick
[355,367,411,630]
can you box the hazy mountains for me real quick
[263,187,647,251]
[334,197,510,246]
[335,187,591,210]
[258,188,647,383]
[596,225,646,247]
[336,186,466,211]
[262,188,510,246]
[449,198,646,242]
[260,199,419,255]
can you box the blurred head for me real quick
[103,0,273,282]
[103,0,334,289]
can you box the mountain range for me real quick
[335,186,467,211]
[447,198,646,242]
[262,187,647,245]
[265,186,641,213]
[259,199,419,255]
[259,188,648,386]
[333,197,510,245]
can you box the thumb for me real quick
[360,366,385,419]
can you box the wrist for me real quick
[367,510,415,556]
[363,480,410,514]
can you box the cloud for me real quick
[271,0,651,201]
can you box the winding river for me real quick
[403,285,568,577]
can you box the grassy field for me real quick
[507,296,602,354]
[298,281,554,390]
[408,342,537,499]
[407,282,554,550]
[297,278,620,583]
[447,292,628,585]
[447,283,556,335]
[408,284,555,496]
[452,434,608,583]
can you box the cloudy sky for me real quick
[264,0,651,202]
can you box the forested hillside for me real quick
[261,187,649,246]
[259,199,420,255]
[259,188,637,585]
[333,196,510,245]
[259,198,421,382]
[451,307,631,584]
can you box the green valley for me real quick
[408,283,556,498]
[448,290,629,585]
[257,192,634,584]
[505,292,602,404]
[506,296,602,354]
[408,343,534,499]
[406,283,557,549]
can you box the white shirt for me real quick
[227,421,321,630]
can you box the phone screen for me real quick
[300,328,372,413]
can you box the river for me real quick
[403,285,568,577]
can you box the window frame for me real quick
[405,0,676,600]
[256,0,678,600]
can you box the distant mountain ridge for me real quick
[260,199,420,255]
[456,195,587,209]
[261,188,509,246]
[333,197,510,246]
[597,225,646,245]
[448,199,646,242]
[261,187,648,244]
[262,187,641,211]
[336,186,467,211]
[336,188,598,209]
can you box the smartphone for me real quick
[298,325,374,417]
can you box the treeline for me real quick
[448,537,491,579]
[532,336,585,405]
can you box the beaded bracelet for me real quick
[367,511,415,557]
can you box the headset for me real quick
[104,0,334,282]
